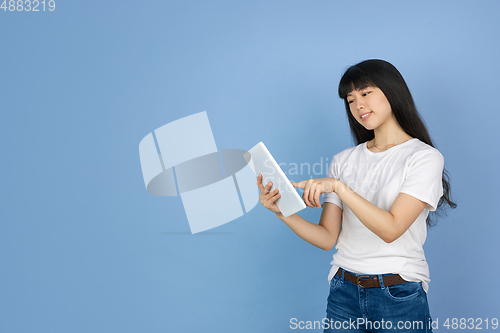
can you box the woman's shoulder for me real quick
[403,138,445,169]
[331,144,360,161]
[407,138,444,158]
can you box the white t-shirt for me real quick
[322,138,444,293]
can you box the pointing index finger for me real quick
[291,180,306,188]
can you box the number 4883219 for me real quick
[1,0,56,11]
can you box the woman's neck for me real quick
[371,115,413,149]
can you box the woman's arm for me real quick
[293,178,428,243]
[334,180,427,243]
[257,174,342,251]
[276,202,342,251]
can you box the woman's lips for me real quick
[360,112,372,121]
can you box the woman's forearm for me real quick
[334,180,396,242]
[276,213,336,251]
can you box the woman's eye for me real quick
[362,91,371,96]
[348,100,354,104]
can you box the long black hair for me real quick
[338,59,456,226]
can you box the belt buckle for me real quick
[357,275,370,288]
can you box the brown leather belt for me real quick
[336,268,407,288]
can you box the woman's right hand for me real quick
[256,173,282,215]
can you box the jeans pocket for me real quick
[329,274,343,292]
[384,281,422,301]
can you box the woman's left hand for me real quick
[291,178,337,208]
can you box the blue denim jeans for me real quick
[324,268,433,332]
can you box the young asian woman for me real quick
[256,59,456,333]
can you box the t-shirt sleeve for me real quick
[322,154,343,210]
[399,149,444,212]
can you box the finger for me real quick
[308,187,315,208]
[311,185,322,208]
[260,189,270,204]
[260,180,272,195]
[266,188,279,201]
[263,189,279,208]
[314,188,321,208]
[260,185,273,200]
[308,185,317,207]
[291,180,307,188]
[269,189,281,203]
[256,174,265,189]
[264,181,273,192]
[303,187,312,207]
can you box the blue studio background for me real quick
[1,1,499,332]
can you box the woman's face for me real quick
[346,86,393,130]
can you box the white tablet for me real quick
[244,142,306,217]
